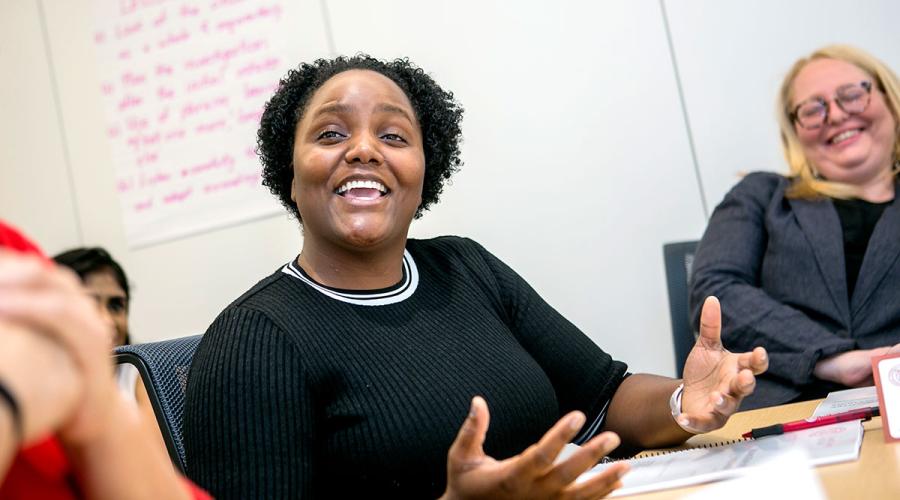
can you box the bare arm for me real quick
[134,374,170,459]
[64,393,190,500]
[604,375,689,449]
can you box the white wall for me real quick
[0,0,81,250]
[2,0,897,376]
[665,0,900,210]
[326,0,706,375]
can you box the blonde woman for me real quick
[690,45,900,410]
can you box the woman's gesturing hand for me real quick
[679,296,769,433]
[440,396,629,500]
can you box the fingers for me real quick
[0,251,81,292]
[697,296,722,350]
[549,431,621,486]
[0,270,113,401]
[0,288,109,362]
[515,411,586,475]
[569,462,629,500]
[735,347,768,375]
[682,368,757,433]
[447,396,490,467]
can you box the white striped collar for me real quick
[280,250,419,306]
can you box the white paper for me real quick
[579,420,863,497]
[876,356,900,439]
[684,449,826,500]
[811,386,879,417]
[92,1,290,247]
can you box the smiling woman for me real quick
[183,55,769,499]
[53,247,131,347]
[690,45,900,410]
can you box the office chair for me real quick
[114,334,203,473]
[663,240,699,377]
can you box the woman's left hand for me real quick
[677,296,768,433]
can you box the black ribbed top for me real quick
[183,236,627,499]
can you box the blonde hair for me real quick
[777,45,900,199]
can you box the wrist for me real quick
[669,383,698,435]
[59,382,122,448]
[0,398,14,444]
[0,377,23,446]
[813,350,848,381]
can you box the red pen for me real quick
[742,407,880,439]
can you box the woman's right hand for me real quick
[440,396,629,500]
[813,343,900,387]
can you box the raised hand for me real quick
[678,296,768,433]
[440,396,629,500]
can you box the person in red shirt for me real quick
[0,220,209,499]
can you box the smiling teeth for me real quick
[336,180,387,194]
[831,130,860,144]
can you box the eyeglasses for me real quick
[791,81,873,130]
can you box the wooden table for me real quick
[627,399,900,499]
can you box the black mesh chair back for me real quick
[663,241,699,377]
[114,335,202,473]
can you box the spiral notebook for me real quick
[577,420,864,497]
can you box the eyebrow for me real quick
[374,103,414,122]
[795,81,870,105]
[312,102,414,123]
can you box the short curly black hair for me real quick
[258,55,464,221]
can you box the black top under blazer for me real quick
[690,172,900,409]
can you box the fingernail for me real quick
[605,433,620,448]
[678,417,690,427]
[569,413,585,430]
[468,399,477,418]
[716,396,725,407]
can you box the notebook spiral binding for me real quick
[639,438,746,458]
[600,438,747,463]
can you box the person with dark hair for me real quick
[183,55,769,499]
[53,247,131,347]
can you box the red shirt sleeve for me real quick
[0,220,46,257]
[0,438,76,500]
[183,477,214,500]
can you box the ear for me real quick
[290,172,297,203]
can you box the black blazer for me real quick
[690,172,900,409]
